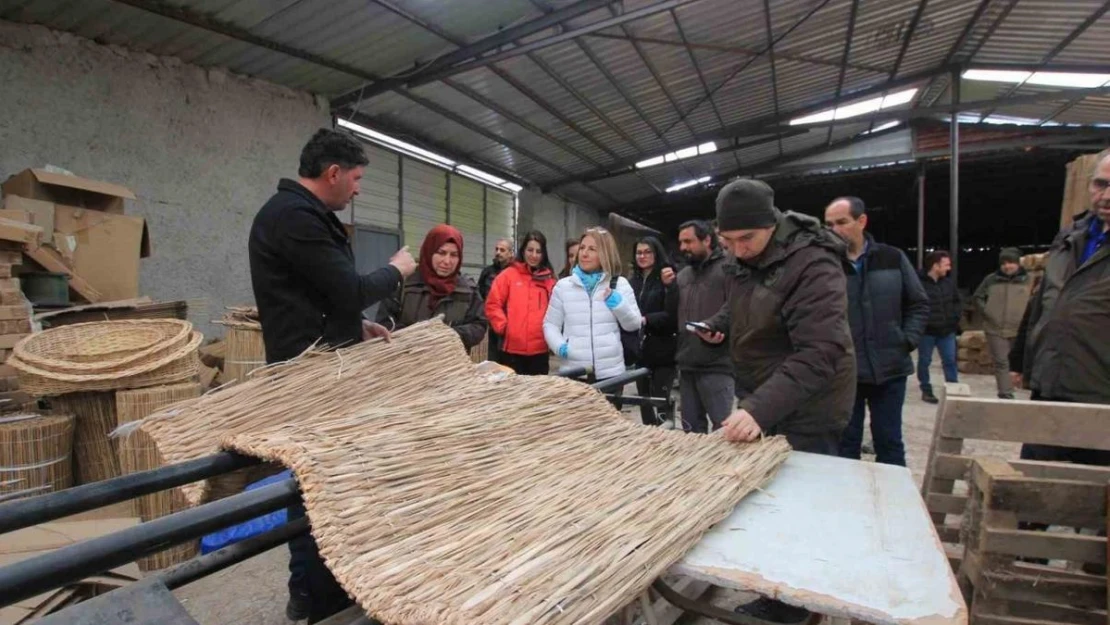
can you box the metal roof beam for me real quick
[330,0,614,108]
[762,0,784,158]
[106,0,383,84]
[334,0,707,108]
[889,0,929,80]
[658,0,835,138]
[543,64,948,188]
[370,0,624,165]
[440,78,604,168]
[544,129,810,188]
[966,61,1110,73]
[583,32,888,74]
[670,9,737,169]
[827,0,861,146]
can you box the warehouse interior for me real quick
[1,0,1109,624]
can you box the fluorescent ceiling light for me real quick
[861,121,901,135]
[980,115,1042,126]
[665,176,710,193]
[789,88,918,125]
[337,118,455,167]
[635,142,719,169]
[339,118,524,195]
[963,69,1110,88]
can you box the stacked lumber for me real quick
[0,244,36,410]
[956,331,993,375]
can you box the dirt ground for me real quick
[174,362,1024,625]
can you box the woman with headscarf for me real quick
[376,224,487,349]
[630,235,678,425]
[485,230,557,375]
[544,227,641,381]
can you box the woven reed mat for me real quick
[123,320,791,625]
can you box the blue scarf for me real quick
[573,266,605,294]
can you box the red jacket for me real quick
[485,262,555,356]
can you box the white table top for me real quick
[672,452,967,625]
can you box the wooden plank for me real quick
[941,397,1110,450]
[983,528,1106,564]
[927,493,969,515]
[933,454,972,481]
[990,478,1106,528]
[23,244,101,303]
[981,568,1106,609]
[1011,460,1110,483]
[922,383,971,527]
[936,525,961,544]
[980,599,1104,625]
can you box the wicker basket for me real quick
[117,383,202,571]
[13,333,202,396]
[13,320,193,372]
[49,393,119,485]
[0,412,75,502]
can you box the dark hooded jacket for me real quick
[628,237,677,368]
[920,270,962,337]
[675,247,732,374]
[706,211,856,436]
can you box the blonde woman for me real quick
[544,227,642,380]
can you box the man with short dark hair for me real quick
[666,219,733,433]
[249,128,416,623]
[917,250,961,404]
[479,238,514,363]
[973,247,1029,399]
[825,196,929,467]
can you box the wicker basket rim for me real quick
[13,320,194,372]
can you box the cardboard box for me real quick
[2,196,54,243]
[53,207,149,301]
[2,169,134,214]
[23,244,101,303]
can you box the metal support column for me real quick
[917,164,926,269]
[949,67,960,284]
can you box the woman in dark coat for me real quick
[629,235,678,426]
[376,224,487,349]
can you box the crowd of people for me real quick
[250,130,1110,624]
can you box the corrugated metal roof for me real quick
[4,0,1108,213]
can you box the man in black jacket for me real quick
[249,128,415,623]
[826,197,929,467]
[917,250,961,404]
[478,237,513,363]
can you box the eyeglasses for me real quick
[1092,178,1110,193]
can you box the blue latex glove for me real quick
[558,342,569,359]
[604,291,622,309]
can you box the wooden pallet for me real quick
[920,385,1110,570]
[959,457,1108,625]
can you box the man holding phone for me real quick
[666,220,734,433]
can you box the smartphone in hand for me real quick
[685,321,713,333]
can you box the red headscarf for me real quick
[419,224,464,310]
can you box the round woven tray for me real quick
[10,331,203,382]
[13,320,193,373]
[15,344,202,396]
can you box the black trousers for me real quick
[288,503,352,623]
[501,352,550,376]
[635,366,674,426]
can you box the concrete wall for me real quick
[0,20,330,338]
[517,189,604,274]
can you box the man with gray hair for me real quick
[1010,148,1110,465]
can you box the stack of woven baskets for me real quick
[6,319,204,570]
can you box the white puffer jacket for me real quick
[544,273,642,380]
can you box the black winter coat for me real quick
[920,271,962,336]
[629,267,677,368]
[844,236,930,385]
[249,179,402,364]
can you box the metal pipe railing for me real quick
[590,368,650,392]
[0,451,260,534]
[0,477,299,606]
[158,516,309,590]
